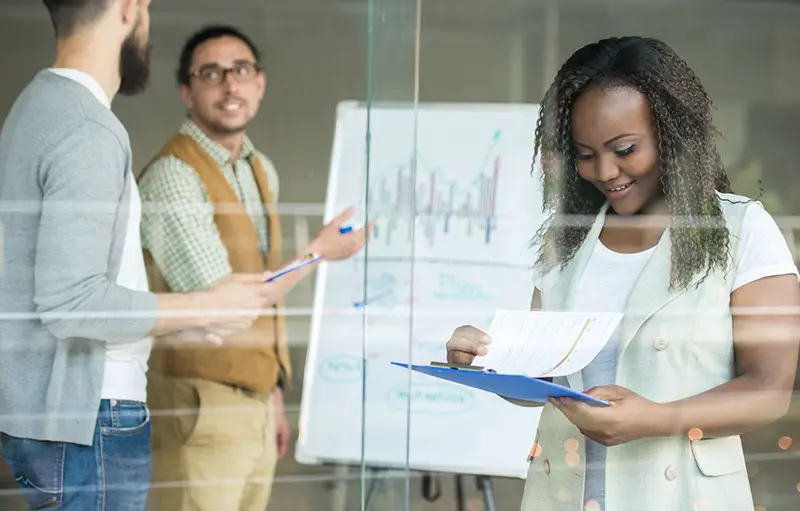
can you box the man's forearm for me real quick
[262,249,324,303]
[148,291,214,336]
[147,246,325,339]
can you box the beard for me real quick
[118,24,151,96]
[205,117,249,136]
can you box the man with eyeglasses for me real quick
[138,25,366,511]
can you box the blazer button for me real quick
[653,336,668,351]
[544,459,551,475]
[664,465,677,481]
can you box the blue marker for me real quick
[339,226,353,234]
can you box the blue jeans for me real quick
[0,399,151,511]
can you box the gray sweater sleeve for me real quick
[33,122,158,342]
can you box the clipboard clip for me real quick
[429,361,496,373]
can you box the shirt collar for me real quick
[179,118,257,166]
[48,68,111,109]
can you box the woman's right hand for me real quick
[446,325,546,408]
[445,325,491,365]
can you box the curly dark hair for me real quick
[531,36,732,291]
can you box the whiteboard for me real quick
[295,101,546,479]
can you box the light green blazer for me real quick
[521,192,755,511]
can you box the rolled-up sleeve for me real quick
[139,156,233,293]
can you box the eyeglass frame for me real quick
[188,60,264,86]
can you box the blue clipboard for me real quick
[391,362,609,407]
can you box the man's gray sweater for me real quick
[0,71,158,446]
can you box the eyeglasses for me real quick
[189,62,262,86]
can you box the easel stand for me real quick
[364,467,387,511]
[333,466,497,511]
[476,475,497,511]
[455,474,496,511]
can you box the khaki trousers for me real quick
[148,373,277,511]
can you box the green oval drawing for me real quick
[318,355,365,382]
[386,383,475,415]
[434,273,491,301]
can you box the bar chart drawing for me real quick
[368,130,503,248]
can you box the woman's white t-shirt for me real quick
[533,202,798,507]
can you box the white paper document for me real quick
[472,309,623,377]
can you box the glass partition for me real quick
[295,1,421,510]
[356,0,800,509]
[360,0,420,508]
[0,1,798,511]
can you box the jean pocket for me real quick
[98,400,151,436]
[0,434,64,509]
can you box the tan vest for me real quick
[141,134,292,394]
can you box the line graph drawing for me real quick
[350,272,417,309]
[367,130,503,247]
[345,267,492,310]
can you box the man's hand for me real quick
[549,385,666,446]
[445,325,491,365]
[306,207,372,261]
[192,272,273,344]
[274,388,291,459]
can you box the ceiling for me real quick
[3,0,799,27]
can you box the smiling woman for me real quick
[528,36,800,511]
[445,36,800,511]
[571,87,663,217]
[532,37,734,284]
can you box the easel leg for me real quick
[476,476,496,511]
[330,465,348,511]
[364,468,384,511]
[454,475,466,511]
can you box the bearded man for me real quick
[0,3,284,510]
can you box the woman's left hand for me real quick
[549,385,666,446]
